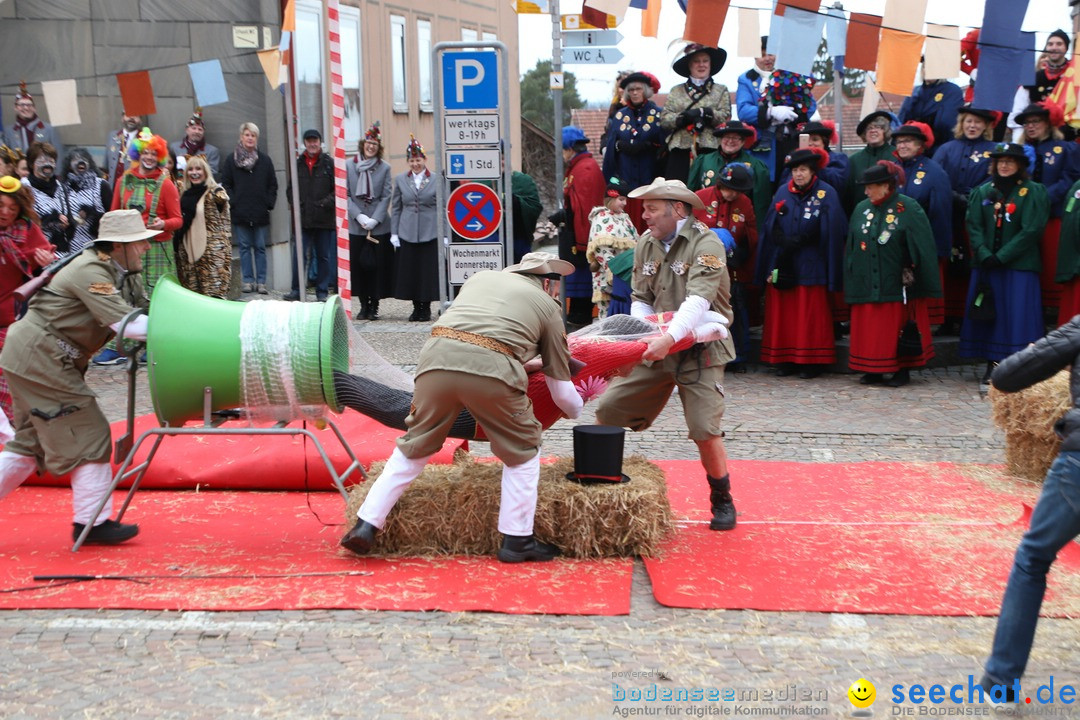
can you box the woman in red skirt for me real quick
[755,148,847,378]
[845,161,942,387]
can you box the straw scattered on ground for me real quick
[344,454,674,558]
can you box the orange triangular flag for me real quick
[116,71,156,117]
[282,0,296,32]
[642,0,661,38]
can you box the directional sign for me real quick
[561,13,617,30]
[562,47,624,65]
[562,30,623,48]
[443,113,500,145]
[447,182,503,241]
[441,51,499,110]
[446,149,501,180]
[448,243,503,284]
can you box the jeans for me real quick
[234,224,268,284]
[983,450,1080,685]
[291,228,335,295]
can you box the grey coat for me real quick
[346,157,392,236]
[104,129,137,188]
[170,141,221,178]
[390,170,438,243]
[4,118,63,160]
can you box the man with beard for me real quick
[170,109,221,178]
[104,112,143,189]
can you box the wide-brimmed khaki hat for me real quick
[504,251,574,277]
[628,177,705,210]
[95,209,162,243]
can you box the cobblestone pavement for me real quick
[3,298,1077,720]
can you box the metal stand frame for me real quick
[72,380,366,552]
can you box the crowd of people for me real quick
[553,32,1080,390]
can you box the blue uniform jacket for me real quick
[1031,138,1080,218]
[934,137,995,195]
[897,153,953,256]
[898,82,964,158]
[602,100,666,190]
[736,69,816,182]
[756,177,846,291]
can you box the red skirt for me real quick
[925,260,946,324]
[760,284,836,365]
[829,291,849,323]
[1040,217,1063,309]
[1057,276,1080,326]
[848,299,935,373]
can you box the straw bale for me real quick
[344,454,674,558]
[989,370,1069,482]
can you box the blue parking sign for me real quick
[441,51,499,110]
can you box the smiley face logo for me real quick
[848,679,876,716]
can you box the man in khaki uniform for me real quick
[0,209,156,545]
[341,252,584,562]
[595,178,740,530]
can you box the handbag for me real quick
[356,235,378,273]
[968,280,996,322]
[896,289,923,359]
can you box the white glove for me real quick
[693,322,730,343]
[389,234,400,248]
[356,213,371,226]
[545,376,583,419]
[768,105,798,124]
[362,217,378,230]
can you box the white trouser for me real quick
[357,449,432,528]
[497,452,540,536]
[0,450,37,501]
[70,462,113,526]
[0,409,14,444]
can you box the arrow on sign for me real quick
[562,30,623,48]
[561,47,624,65]
[466,192,483,203]
[466,220,484,231]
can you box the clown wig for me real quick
[128,127,169,166]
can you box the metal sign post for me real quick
[433,41,513,313]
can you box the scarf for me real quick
[234,143,258,171]
[179,184,209,264]
[787,175,818,196]
[0,220,33,278]
[13,115,42,149]
[354,156,378,200]
[686,78,712,101]
[871,189,896,207]
[178,137,206,157]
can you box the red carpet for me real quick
[26,411,464,491]
[0,487,631,614]
[644,460,1080,616]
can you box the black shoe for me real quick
[72,519,139,545]
[885,369,910,387]
[707,474,736,531]
[859,373,885,385]
[368,301,379,321]
[977,675,1017,705]
[933,320,958,337]
[798,366,823,379]
[340,519,378,555]
[283,291,300,301]
[774,364,796,377]
[316,293,328,302]
[497,534,561,563]
[728,362,748,374]
[359,301,371,319]
[833,321,847,340]
[982,361,996,386]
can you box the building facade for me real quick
[0,0,520,289]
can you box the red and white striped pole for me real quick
[327,0,351,316]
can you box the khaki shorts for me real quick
[595,350,726,441]
[397,370,542,466]
[5,371,111,476]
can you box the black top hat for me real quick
[784,147,828,171]
[713,120,755,138]
[989,142,1031,164]
[566,425,630,484]
[856,162,900,185]
[1013,103,1050,125]
[715,163,754,192]
[672,44,727,78]
[957,104,996,123]
[619,71,652,90]
[856,110,893,137]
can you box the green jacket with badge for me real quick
[844,192,941,304]
[1055,178,1080,283]
[967,178,1049,275]
[632,218,736,367]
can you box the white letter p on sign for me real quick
[454,59,485,103]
